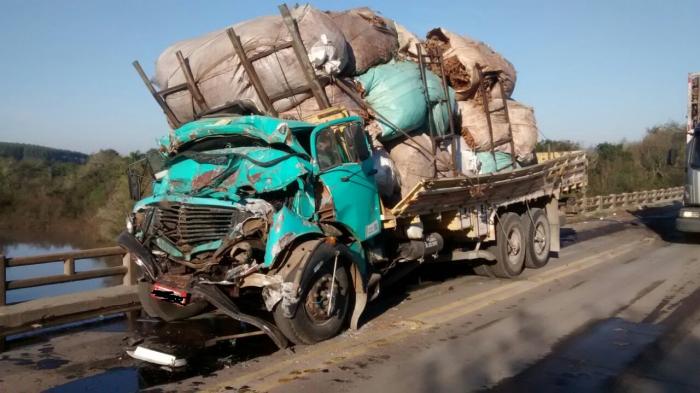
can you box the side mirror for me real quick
[127,166,143,201]
[667,148,679,166]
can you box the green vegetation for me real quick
[538,121,687,195]
[0,149,139,241]
[0,121,688,240]
[0,142,88,164]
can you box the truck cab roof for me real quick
[159,115,319,156]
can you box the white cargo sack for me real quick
[154,5,349,125]
[392,21,421,58]
[426,28,516,100]
[458,99,538,163]
[452,136,480,176]
[371,145,401,200]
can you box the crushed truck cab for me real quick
[119,114,587,348]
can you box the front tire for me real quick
[273,243,353,345]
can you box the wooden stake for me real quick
[278,4,330,109]
[226,28,277,116]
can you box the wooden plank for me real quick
[278,4,330,109]
[158,83,189,97]
[226,28,277,116]
[132,60,181,128]
[269,84,317,102]
[8,246,124,267]
[248,42,293,62]
[7,266,127,290]
[175,50,210,113]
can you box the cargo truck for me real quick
[120,8,586,348]
[118,114,587,348]
[676,72,700,233]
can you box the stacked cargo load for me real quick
[136,4,542,204]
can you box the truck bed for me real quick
[389,152,587,218]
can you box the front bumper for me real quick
[676,207,700,233]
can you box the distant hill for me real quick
[0,142,88,164]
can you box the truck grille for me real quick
[154,203,249,246]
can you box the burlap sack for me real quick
[458,99,537,162]
[386,133,453,197]
[426,28,516,100]
[328,7,398,74]
[154,5,349,125]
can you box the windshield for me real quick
[691,135,700,170]
[176,135,267,154]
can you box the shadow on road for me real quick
[628,202,700,245]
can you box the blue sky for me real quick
[0,0,697,154]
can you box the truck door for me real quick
[311,118,382,241]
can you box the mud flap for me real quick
[546,197,560,256]
[192,284,290,351]
[350,292,367,330]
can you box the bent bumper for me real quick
[116,231,160,281]
[676,217,700,233]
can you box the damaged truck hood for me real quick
[147,115,317,202]
[132,115,321,265]
[147,146,313,201]
[158,115,314,156]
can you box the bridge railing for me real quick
[0,247,134,306]
[569,186,685,215]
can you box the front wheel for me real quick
[273,243,353,345]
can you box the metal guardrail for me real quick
[571,186,684,215]
[0,247,134,306]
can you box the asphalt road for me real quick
[2,205,700,393]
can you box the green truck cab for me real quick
[118,114,587,348]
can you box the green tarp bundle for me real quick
[356,60,456,141]
[477,151,519,174]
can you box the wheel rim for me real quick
[506,227,522,265]
[304,273,342,325]
[533,221,547,256]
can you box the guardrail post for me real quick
[0,254,5,306]
[122,253,136,286]
[63,257,75,276]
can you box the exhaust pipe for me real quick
[398,232,444,261]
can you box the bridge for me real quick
[0,186,694,392]
[0,186,684,343]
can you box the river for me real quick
[0,230,122,304]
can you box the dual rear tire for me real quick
[475,208,551,279]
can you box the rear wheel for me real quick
[489,212,526,278]
[273,243,353,345]
[522,208,551,268]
